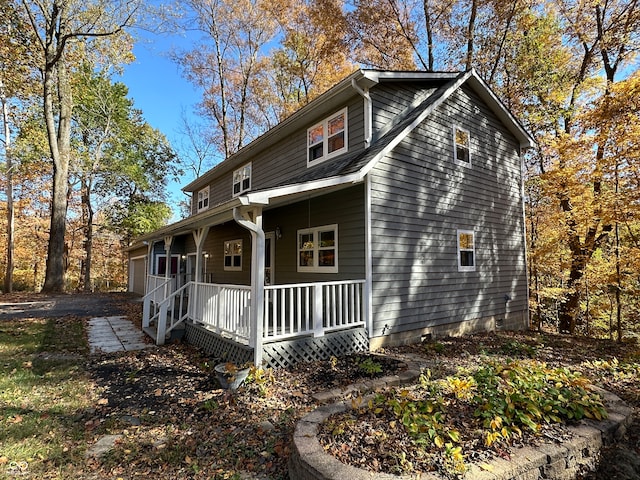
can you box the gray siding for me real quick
[369,85,527,337]
[371,82,436,142]
[192,96,365,214]
[185,185,366,285]
[263,185,366,284]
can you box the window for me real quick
[297,224,338,273]
[307,109,347,165]
[457,230,476,272]
[453,126,471,164]
[224,239,243,271]
[233,163,252,196]
[197,186,209,212]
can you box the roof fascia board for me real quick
[241,173,362,205]
[363,70,460,83]
[466,70,536,149]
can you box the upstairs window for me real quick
[224,239,243,271]
[197,186,209,212]
[457,230,476,272]
[233,163,252,196]
[307,108,347,166]
[453,126,471,164]
[297,224,338,273]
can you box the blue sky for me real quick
[117,31,203,216]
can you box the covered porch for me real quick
[136,183,372,367]
[142,274,367,367]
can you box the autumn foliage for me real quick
[1,0,640,339]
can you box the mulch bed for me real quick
[83,325,640,480]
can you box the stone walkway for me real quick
[87,316,152,353]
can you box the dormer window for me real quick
[307,108,347,166]
[233,163,252,196]
[197,186,209,212]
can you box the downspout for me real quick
[364,175,373,345]
[233,206,265,366]
[351,78,372,148]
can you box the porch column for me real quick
[233,206,265,366]
[145,241,154,290]
[192,227,210,283]
[191,227,210,323]
[163,235,173,279]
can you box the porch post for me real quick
[233,207,265,366]
[142,241,154,328]
[163,236,173,278]
[192,227,209,283]
[191,227,209,322]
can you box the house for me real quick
[127,69,534,368]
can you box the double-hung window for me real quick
[297,224,338,273]
[197,186,209,212]
[307,109,347,166]
[457,230,476,272]
[224,239,243,271]
[233,163,252,196]
[453,126,471,165]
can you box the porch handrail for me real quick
[262,279,365,343]
[142,277,173,330]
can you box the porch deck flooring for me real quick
[88,316,153,354]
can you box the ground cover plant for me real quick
[0,293,639,479]
[319,360,607,476]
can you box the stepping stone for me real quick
[86,434,123,458]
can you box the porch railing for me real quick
[263,280,365,343]
[142,279,365,348]
[189,282,252,344]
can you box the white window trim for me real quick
[232,163,252,197]
[457,229,476,272]
[197,186,210,213]
[297,224,338,273]
[224,239,243,271]
[453,125,471,166]
[307,108,348,167]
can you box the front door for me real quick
[265,232,275,285]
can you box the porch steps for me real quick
[142,322,186,343]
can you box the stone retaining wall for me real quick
[290,381,633,480]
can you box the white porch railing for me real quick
[263,280,365,343]
[189,282,252,343]
[142,279,365,348]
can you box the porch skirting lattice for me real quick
[262,328,369,369]
[184,321,254,366]
[184,321,369,369]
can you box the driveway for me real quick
[0,292,140,321]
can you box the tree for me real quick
[98,112,177,245]
[345,0,417,69]
[175,0,277,158]
[268,0,354,118]
[0,0,37,292]
[71,67,131,291]
[20,0,138,292]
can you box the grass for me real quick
[0,316,97,479]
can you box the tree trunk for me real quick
[2,94,14,293]
[466,0,478,70]
[80,177,94,292]
[41,44,72,293]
